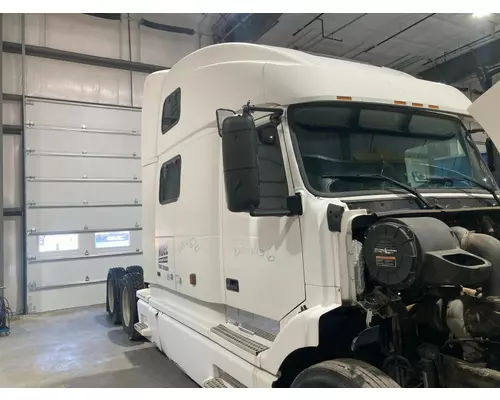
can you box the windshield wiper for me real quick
[321,173,436,209]
[418,175,500,206]
[415,162,500,207]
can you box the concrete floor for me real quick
[0,305,198,388]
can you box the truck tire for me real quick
[106,267,126,325]
[291,359,400,388]
[126,265,144,281]
[120,272,145,340]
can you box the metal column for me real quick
[1,14,5,298]
[21,13,28,313]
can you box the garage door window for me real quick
[39,234,79,252]
[162,88,181,134]
[95,231,131,249]
[159,155,181,205]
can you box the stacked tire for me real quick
[120,272,145,340]
[106,267,126,324]
[106,265,145,339]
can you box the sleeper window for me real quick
[159,155,181,205]
[162,88,181,134]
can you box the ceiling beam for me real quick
[2,41,166,74]
[419,36,500,85]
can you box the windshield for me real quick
[288,103,498,196]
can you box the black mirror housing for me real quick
[221,114,260,212]
[216,108,236,137]
[486,137,497,172]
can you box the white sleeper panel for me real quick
[25,98,143,312]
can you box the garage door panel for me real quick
[27,283,106,313]
[26,230,141,262]
[27,156,141,179]
[27,100,141,132]
[27,230,141,259]
[26,129,140,155]
[27,181,141,204]
[26,207,142,232]
[28,254,143,287]
[26,98,143,313]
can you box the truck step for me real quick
[134,321,151,338]
[211,324,269,356]
[203,377,233,388]
[203,374,246,388]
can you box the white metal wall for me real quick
[2,13,209,313]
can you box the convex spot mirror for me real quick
[220,113,260,213]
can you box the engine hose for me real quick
[451,227,500,297]
[446,299,483,362]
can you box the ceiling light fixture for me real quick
[472,13,492,19]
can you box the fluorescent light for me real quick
[473,13,491,18]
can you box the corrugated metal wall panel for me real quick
[3,13,205,67]
[3,135,22,208]
[2,100,22,125]
[3,217,23,314]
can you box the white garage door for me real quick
[24,98,143,313]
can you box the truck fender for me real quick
[259,303,341,374]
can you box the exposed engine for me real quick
[355,215,500,387]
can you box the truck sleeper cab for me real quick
[109,43,500,388]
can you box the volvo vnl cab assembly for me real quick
[106,43,500,388]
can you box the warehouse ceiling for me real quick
[257,14,500,83]
[125,13,500,88]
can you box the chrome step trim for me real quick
[239,322,276,342]
[203,377,231,388]
[135,322,148,331]
[220,372,246,388]
[211,324,269,356]
[134,321,152,338]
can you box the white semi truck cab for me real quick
[106,43,500,388]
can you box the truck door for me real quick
[221,119,305,322]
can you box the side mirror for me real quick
[221,114,260,212]
[486,137,497,172]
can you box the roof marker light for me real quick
[337,96,352,101]
[412,102,424,107]
[429,104,439,109]
[394,100,407,105]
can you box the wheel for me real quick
[120,272,145,340]
[126,265,144,281]
[106,267,126,325]
[291,359,400,388]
